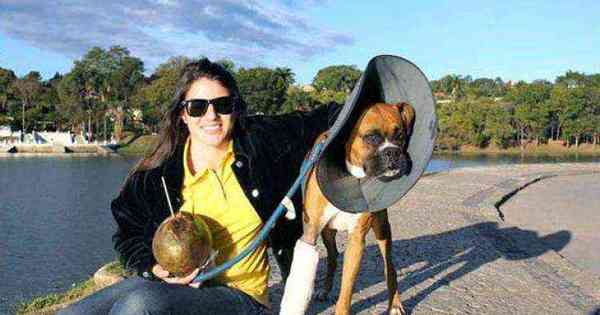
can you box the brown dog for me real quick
[281,102,415,315]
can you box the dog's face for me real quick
[345,102,415,182]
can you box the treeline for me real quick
[0,46,361,141]
[1,45,599,148]
[432,73,600,149]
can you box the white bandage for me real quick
[280,240,319,315]
[281,196,296,220]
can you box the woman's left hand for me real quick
[161,267,202,288]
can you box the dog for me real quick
[280,102,415,315]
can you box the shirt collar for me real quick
[183,137,234,186]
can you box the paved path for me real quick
[266,163,600,314]
[500,173,600,275]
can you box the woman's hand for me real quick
[151,264,202,288]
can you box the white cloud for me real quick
[0,0,353,70]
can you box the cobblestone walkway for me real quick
[268,163,600,314]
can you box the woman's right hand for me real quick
[152,264,201,288]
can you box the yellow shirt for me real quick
[180,137,270,307]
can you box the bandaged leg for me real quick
[280,239,319,315]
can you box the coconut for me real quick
[152,212,212,277]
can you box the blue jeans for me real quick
[57,277,271,315]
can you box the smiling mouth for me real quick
[201,124,222,132]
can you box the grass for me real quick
[116,134,159,155]
[13,261,131,315]
[435,143,600,156]
[13,279,97,315]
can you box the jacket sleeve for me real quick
[111,172,158,279]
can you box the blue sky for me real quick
[1,0,598,84]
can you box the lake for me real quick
[1,153,599,313]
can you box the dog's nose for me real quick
[380,147,401,165]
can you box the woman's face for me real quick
[181,78,234,149]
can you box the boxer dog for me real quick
[280,102,415,315]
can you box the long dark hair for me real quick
[131,58,245,175]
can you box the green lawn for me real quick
[14,261,130,315]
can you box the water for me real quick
[0,155,139,314]
[1,153,599,313]
[427,153,600,173]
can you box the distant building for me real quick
[434,92,448,99]
[301,84,315,92]
[131,109,143,122]
[566,79,580,89]
[0,125,11,137]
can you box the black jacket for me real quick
[111,103,339,278]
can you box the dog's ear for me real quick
[396,102,416,138]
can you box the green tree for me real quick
[0,67,17,113]
[548,85,586,145]
[436,100,488,147]
[57,69,86,133]
[10,71,43,136]
[280,87,321,113]
[134,56,192,132]
[483,102,514,148]
[236,67,295,114]
[507,82,551,146]
[312,65,361,93]
[468,78,496,98]
[59,46,144,141]
[215,58,236,73]
[555,70,589,88]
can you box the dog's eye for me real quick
[363,133,383,145]
[395,132,405,142]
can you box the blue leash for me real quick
[192,141,325,284]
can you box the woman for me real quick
[58,58,338,314]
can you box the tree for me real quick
[312,65,361,93]
[280,87,321,113]
[215,58,236,73]
[588,87,600,146]
[555,70,589,88]
[468,77,507,98]
[436,100,488,147]
[60,46,144,141]
[134,56,192,132]
[42,73,65,130]
[507,82,551,147]
[10,71,43,137]
[57,69,86,133]
[549,85,586,145]
[0,67,17,113]
[236,67,295,114]
[483,102,514,148]
[469,78,496,98]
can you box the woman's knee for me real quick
[109,285,170,315]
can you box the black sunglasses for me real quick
[181,96,236,117]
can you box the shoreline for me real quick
[2,146,599,158]
[3,134,600,157]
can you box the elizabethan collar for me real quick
[315,55,437,213]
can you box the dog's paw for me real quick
[389,305,406,315]
[314,289,330,301]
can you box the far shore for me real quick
[116,136,600,157]
[435,143,600,156]
[2,135,600,157]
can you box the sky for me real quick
[0,0,598,85]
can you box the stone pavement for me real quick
[500,173,600,275]
[267,163,600,314]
